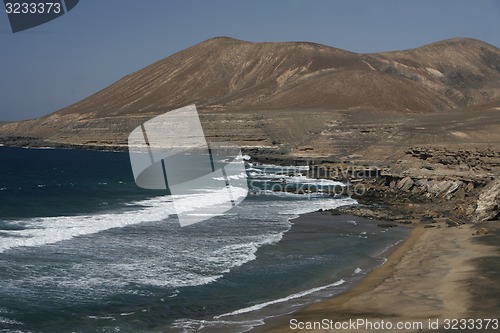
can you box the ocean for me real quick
[0,147,409,333]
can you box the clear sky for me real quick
[0,0,499,121]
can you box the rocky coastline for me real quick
[250,145,500,228]
[1,139,498,226]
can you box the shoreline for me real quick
[258,221,499,333]
[248,222,422,333]
[164,211,411,333]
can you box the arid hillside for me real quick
[0,36,499,161]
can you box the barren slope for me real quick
[0,36,499,156]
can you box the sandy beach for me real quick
[260,221,500,333]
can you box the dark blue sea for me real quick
[0,146,409,333]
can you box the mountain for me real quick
[0,37,499,160]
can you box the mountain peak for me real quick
[196,36,248,46]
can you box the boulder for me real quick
[427,180,445,196]
[426,180,463,198]
[397,177,414,191]
[473,228,489,235]
[420,216,436,224]
[465,182,475,192]
[377,223,398,228]
[474,178,500,223]
[445,181,463,199]
[446,181,462,196]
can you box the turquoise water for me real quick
[0,147,409,333]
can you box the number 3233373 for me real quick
[5,2,62,14]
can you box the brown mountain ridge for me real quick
[0,36,499,160]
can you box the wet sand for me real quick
[260,222,500,333]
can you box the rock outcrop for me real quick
[309,145,499,226]
[474,178,500,222]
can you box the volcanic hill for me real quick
[0,36,499,164]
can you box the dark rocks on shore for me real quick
[377,223,398,228]
[312,146,499,228]
[419,216,436,224]
[446,220,462,228]
[473,227,489,235]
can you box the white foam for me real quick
[212,233,284,273]
[19,146,56,150]
[172,186,247,215]
[249,164,310,172]
[288,176,344,186]
[87,315,115,320]
[171,318,265,333]
[212,172,247,181]
[0,196,173,254]
[97,197,352,290]
[216,279,345,318]
[126,233,285,288]
[256,190,331,198]
[0,166,357,301]
[354,267,363,274]
[0,186,248,254]
[374,239,404,258]
[0,316,22,325]
[133,273,223,288]
[248,171,344,187]
[119,312,135,316]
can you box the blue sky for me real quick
[0,0,499,121]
